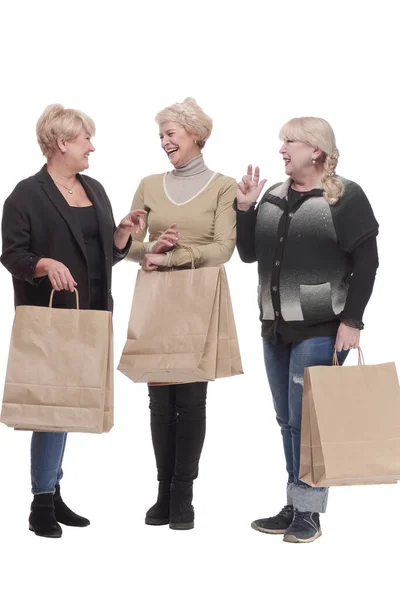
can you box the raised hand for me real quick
[237,165,267,210]
[114,209,147,250]
[151,224,180,254]
[117,209,147,234]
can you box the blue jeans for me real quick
[29,280,106,495]
[31,432,67,494]
[263,335,348,513]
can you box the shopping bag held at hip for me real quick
[299,348,400,487]
[0,288,114,433]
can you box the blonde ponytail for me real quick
[320,148,344,205]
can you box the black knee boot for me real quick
[53,484,90,527]
[169,382,207,530]
[29,493,62,538]
[145,481,171,525]
[146,385,177,525]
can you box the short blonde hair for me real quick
[36,104,96,158]
[279,117,344,205]
[155,97,213,149]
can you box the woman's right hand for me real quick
[140,253,167,271]
[237,165,267,210]
[151,224,180,254]
[35,258,77,292]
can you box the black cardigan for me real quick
[236,178,379,343]
[1,164,131,311]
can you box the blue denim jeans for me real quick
[29,280,106,495]
[31,432,67,494]
[263,335,348,513]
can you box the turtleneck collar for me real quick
[171,153,208,178]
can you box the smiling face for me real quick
[62,127,95,172]
[159,121,200,167]
[279,138,321,180]
[63,127,95,173]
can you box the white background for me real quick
[0,1,399,598]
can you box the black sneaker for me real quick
[251,505,294,534]
[283,510,321,543]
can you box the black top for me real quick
[235,178,379,344]
[1,164,131,312]
[70,205,104,281]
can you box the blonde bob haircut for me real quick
[36,104,96,159]
[279,117,344,205]
[155,97,213,149]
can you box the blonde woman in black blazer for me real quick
[1,104,145,538]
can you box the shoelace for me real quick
[266,506,293,524]
[280,505,294,518]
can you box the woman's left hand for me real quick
[335,322,361,352]
[140,253,167,271]
[117,209,147,234]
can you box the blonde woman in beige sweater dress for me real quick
[128,98,236,530]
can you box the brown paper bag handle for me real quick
[49,288,79,309]
[333,347,365,366]
[167,244,196,270]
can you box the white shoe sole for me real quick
[283,530,322,544]
[251,522,287,535]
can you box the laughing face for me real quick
[279,139,319,179]
[159,121,200,168]
[63,127,95,172]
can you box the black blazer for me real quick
[1,164,131,311]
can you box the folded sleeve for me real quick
[99,182,133,265]
[1,191,41,284]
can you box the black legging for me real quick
[148,382,207,483]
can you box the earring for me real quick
[194,140,198,145]
[312,158,316,165]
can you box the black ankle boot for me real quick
[53,484,90,527]
[169,481,194,530]
[145,481,171,526]
[29,493,62,538]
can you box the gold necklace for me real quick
[53,179,76,195]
